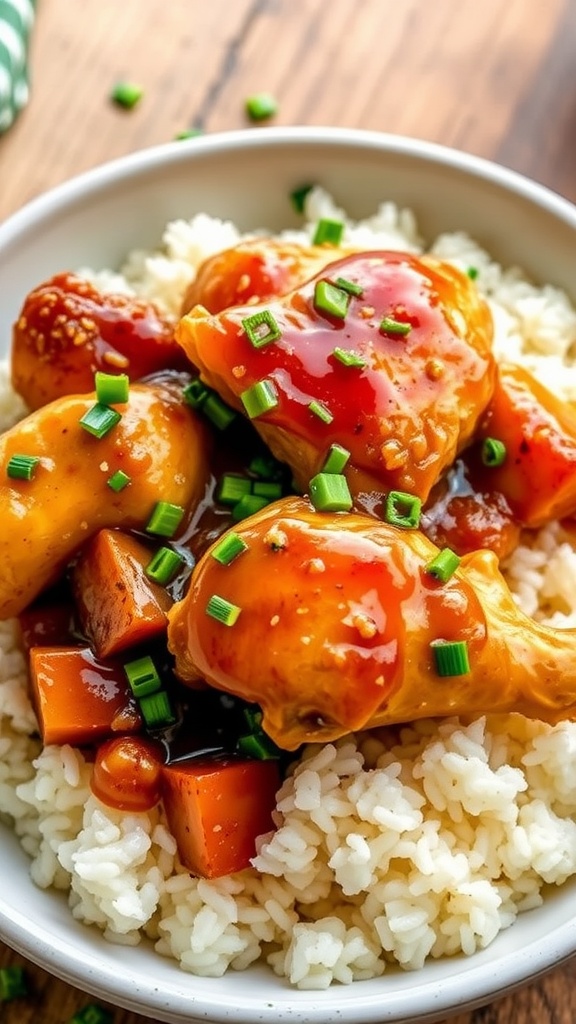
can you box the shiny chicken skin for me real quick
[181,237,353,315]
[176,250,495,503]
[12,272,187,410]
[168,496,576,750]
[0,375,210,618]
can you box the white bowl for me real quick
[2,126,576,1024]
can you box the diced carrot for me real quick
[160,755,280,878]
[71,529,173,659]
[478,364,576,526]
[29,645,142,746]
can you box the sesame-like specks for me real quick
[306,557,325,574]
[99,461,109,472]
[381,438,408,469]
[232,365,247,379]
[80,521,88,531]
[174,473,185,485]
[301,636,311,645]
[410,432,428,462]
[39,306,52,318]
[375,674,385,687]
[332,648,347,668]
[80,317,97,332]
[237,274,251,292]
[64,323,77,339]
[350,612,378,639]
[264,525,288,551]
[54,314,68,326]
[270,614,280,627]
[425,357,445,381]
[296,607,309,616]
[102,351,130,368]
[359,305,375,319]
[72,330,88,347]
[17,315,27,330]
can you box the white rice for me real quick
[2,187,576,988]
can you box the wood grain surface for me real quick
[2,1,576,1022]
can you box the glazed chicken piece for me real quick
[11,272,188,410]
[168,496,576,750]
[181,237,354,315]
[0,374,210,618]
[422,362,576,557]
[176,250,495,503]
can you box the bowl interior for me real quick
[1,127,576,1024]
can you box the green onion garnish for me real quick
[95,371,129,405]
[145,546,185,585]
[231,494,269,521]
[174,128,203,140]
[467,266,479,280]
[334,276,364,297]
[252,479,283,499]
[322,443,350,475]
[211,532,249,565]
[245,92,278,121]
[313,280,350,320]
[206,594,242,626]
[124,655,162,698]
[309,472,353,512]
[146,501,185,538]
[385,490,422,529]
[217,473,252,506]
[183,378,210,409]
[106,469,131,492]
[79,403,122,439]
[425,547,461,583]
[69,1006,114,1024]
[242,309,282,349]
[139,690,175,728]
[237,732,280,760]
[431,639,470,677]
[312,218,344,246]
[0,965,28,1001]
[240,379,278,419]
[290,183,314,213]
[111,81,144,109]
[380,316,412,337]
[202,392,237,430]
[6,453,40,480]
[332,346,366,368]
[481,437,507,467]
[308,398,334,424]
[249,452,284,480]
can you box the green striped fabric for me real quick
[0,0,36,133]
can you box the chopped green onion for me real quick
[183,378,210,409]
[309,472,353,512]
[385,490,422,529]
[174,128,203,140]
[111,81,144,109]
[217,473,252,506]
[6,453,40,480]
[308,398,334,424]
[0,965,28,1001]
[139,690,175,728]
[94,371,129,405]
[431,639,470,677]
[481,437,507,467]
[380,316,412,337]
[290,183,314,213]
[206,594,242,626]
[146,501,185,538]
[467,266,479,280]
[332,346,366,369]
[243,706,263,731]
[312,218,344,246]
[79,403,122,438]
[211,532,249,565]
[333,276,364,297]
[231,494,269,521]
[106,469,131,492]
[245,92,278,121]
[69,1006,114,1024]
[237,732,280,760]
[313,280,350,320]
[425,547,461,583]
[240,379,278,419]
[202,392,237,430]
[242,309,282,349]
[249,452,284,480]
[124,655,162,698]
[145,546,186,585]
[321,443,350,474]
[252,479,283,499]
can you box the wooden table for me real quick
[2,0,576,1021]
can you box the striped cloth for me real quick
[0,0,36,133]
